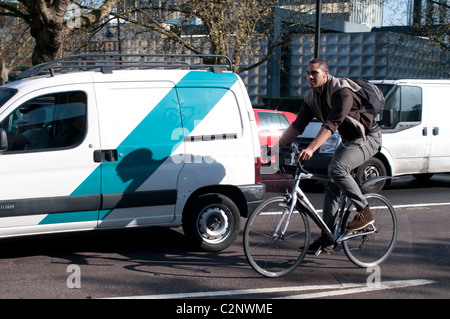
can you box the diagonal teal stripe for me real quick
[100,71,237,195]
[45,71,238,225]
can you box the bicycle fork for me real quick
[272,191,298,241]
[272,172,309,241]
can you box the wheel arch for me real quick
[182,185,248,220]
[374,152,393,184]
[376,150,393,178]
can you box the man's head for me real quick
[306,58,329,91]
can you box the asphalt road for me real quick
[0,173,448,305]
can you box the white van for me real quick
[282,79,450,192]
[0,54,265,251]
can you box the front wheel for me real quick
[243,197,310,277]
[341,193,397,268]
[183,194,240,252]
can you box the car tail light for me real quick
[255,157,262,184]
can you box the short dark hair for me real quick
[309,58,328,71]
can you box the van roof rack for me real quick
[17,53,233,80]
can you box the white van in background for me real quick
[283,79,450,192]
[0,54,265,251]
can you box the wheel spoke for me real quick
[342,193,397,267]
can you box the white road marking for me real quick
[109,279,435,299]
[393,202,450,209]
[278,279,436,299]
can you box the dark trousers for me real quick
[323,130,382,229]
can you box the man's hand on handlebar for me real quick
[289,143,311,175]
[297,147,314,162]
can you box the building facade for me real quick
[241,0,448,105]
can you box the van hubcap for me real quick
[198,207,231,243]
[363,164,380,180]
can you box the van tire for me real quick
[356,157,387,193]
[183,194,241,252]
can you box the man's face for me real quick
[306,63,328,89]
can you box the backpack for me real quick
[352,79,385,118]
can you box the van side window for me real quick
[0,91,87,152]
[400,86,422,123]
[381,85,422,129]
[177,87,243,137]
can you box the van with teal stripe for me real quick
[0,54,265,251]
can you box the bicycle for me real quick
[243,143,397,278]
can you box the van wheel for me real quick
[183,194,240,252]
[356,157,387,193]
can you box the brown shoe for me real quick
[347,206,375,231]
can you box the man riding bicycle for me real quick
[269,58,382,254]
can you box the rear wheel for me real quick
[341,193,397,268]
[183,194,240,252]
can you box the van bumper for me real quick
[238,184,266,218]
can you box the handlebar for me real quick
[268,144,391,188]
[261,143,309,175]
[287,143,310,175]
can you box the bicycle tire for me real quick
[243,196,310,277]
[341,193,397,268]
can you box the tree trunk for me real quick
[30,22,69,66]
[26,0,70,65]
[0,60,9,86]
[23,0,118,66]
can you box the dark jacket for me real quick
[292,75,379,141]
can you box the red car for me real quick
[253,108,296,148]
[254,109,296,171]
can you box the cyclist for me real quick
[269,58,382,254]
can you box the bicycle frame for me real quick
[281,154,379,254]
[244,144,397,276]
[289,170,335,244]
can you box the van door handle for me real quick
[422,127,428,136]
[94,149,118,162]
[432,127,439,136]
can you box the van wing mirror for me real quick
[0,129,8,152]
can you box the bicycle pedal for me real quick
[314,248,322,256]
[314,247,334,256]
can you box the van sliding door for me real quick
[92,81,184,228]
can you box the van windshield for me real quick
[0,88,17,109]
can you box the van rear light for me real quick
[255,157,262,184]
